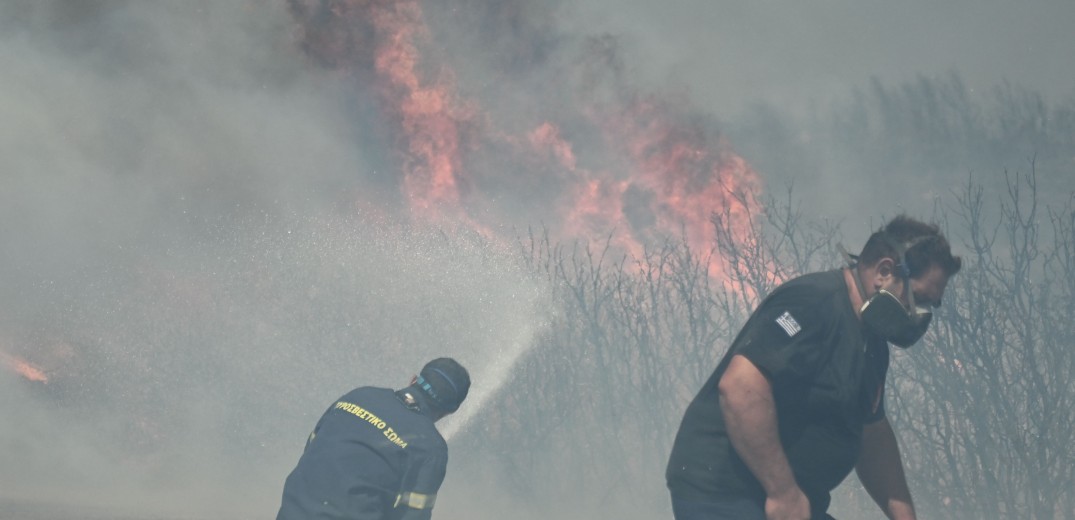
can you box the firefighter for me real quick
[277,358,470,520]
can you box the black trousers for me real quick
[670,495,836,520]
[671,496,766,520]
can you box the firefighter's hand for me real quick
[765,486,811,520]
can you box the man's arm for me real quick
[393,449,447,520]
[719,354,811,520]
[394,492,435,520]
[856,417,916,520]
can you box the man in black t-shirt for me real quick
[277,358,470,520]
[667,216,961,520]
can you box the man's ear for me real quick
[873,257,897,288]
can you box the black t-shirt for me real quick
[666,269,889,514]
[278,387,448,520]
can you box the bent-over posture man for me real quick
[667,215,961,520]
[278,358,470,520]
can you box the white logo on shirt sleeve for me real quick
[776,311,802,337]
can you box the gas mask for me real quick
[839,241,933,348]
[859,288,932,348]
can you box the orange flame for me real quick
[0,350,49,383]
[528,122,577,171]
[368,1,474,222]
[289,0,481,228]
[597,96,764,274]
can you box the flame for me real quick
[289,0,767,276]
[290,0,483,228]
[0,350,49,383]
[596,96,764,274]
[369,1,475,222]
[524,122,639,255]
[528,122,577,171]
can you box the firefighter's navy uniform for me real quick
[277,386,449,520]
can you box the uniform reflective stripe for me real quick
[394,491,436,510]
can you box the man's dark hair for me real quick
[417,357,470,414]
[858,215,962,278]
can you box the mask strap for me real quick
[837,242,868,301]
[904,258,919,311]
[881,234,933,312]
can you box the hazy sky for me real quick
[568,0,1075,117]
